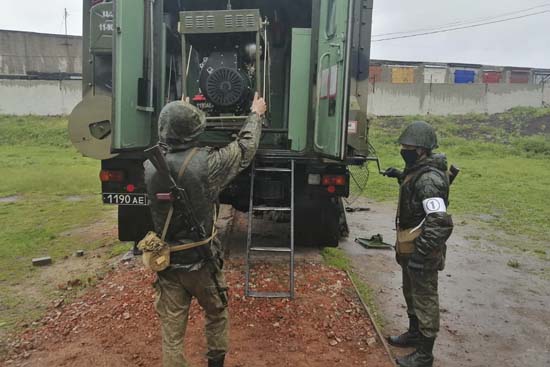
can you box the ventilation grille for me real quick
[195,16,204,28]
[181,11,260,33]
[206,15,215,28]
[246,14,255,28]
[235,15,244,28]
[185,16,193,28]
[224,15,233,28]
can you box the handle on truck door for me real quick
[314,52,331,150]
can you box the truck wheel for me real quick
[295,196,341,247]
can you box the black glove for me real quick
[383,167,402,179]
[407,252,426,272]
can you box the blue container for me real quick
[454,70,476,84]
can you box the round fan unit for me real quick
[204,67,248,107]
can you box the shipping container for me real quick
[482,71,502,84]
[391,66,415,84]
[510,70,530,84]
[454,70,476,84]
[369,65,383,83]
[423,66,446,84]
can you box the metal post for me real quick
[181,35,187,99]
[290,160,295,299]
[245,161,256,297]
[255,30,261,95]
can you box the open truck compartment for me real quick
[70,0,374,245]
[109,0,371,159]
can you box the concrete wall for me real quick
[0,79,82,115]
[0,30,82,75]
[2,79,547,116]
[364,82,550,116]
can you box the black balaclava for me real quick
[401,149,420,166]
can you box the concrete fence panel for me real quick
[364,83,422,116]
[486,84,544,114]
[0,79,82,115]
[364,82,549,116]
[425,84,486,115]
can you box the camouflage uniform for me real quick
[397,154,454,338]
[144,101,263,367]
[385,121,454,367]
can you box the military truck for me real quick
[69,0,374,247]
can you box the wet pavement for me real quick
[341,199,550,367]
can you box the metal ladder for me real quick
[245,160,295,299]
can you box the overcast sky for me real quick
[0,0,549,68]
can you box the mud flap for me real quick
[337,197,350,238]
[118,205,154,242]
[295,196,341,247]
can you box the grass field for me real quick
[361,107,550,255]
[0,116,116,334]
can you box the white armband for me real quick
[422,197,447,214]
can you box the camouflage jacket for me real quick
[144,113,263,271]
[397,154,454,270]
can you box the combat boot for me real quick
[387,315,421,347]
[396,335,435,367]
[208,355,225,367]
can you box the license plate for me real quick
[102,193,148,206]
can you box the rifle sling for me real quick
[160,148,199,242]
[169,208,218,253]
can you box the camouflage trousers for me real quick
[401,258,440,338]
[153,266,229,367]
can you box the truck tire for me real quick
[295,196,341,247]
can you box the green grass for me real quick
[0,116,108,280]
[0,115,72,147]
[0,115,116,335]
[110,242,132,258]
[363,110,550,255]
[322,248,383,326]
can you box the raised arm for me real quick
[207,93,267,197]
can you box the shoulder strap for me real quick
[161,148,199,241]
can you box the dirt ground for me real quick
[1,209,393,367]
[343,198,550,367]
[0,211,119,347]
[3,199,549,367]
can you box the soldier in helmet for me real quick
[383,121,454,367]
[144,93,267,367]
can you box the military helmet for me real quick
[398,121,438,150]
[158,101,206,146]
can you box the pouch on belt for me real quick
[396,226,422,255]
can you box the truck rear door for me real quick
[313,0,354,160]
[112,0,152,151]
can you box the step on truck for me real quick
[69,0,374,247]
